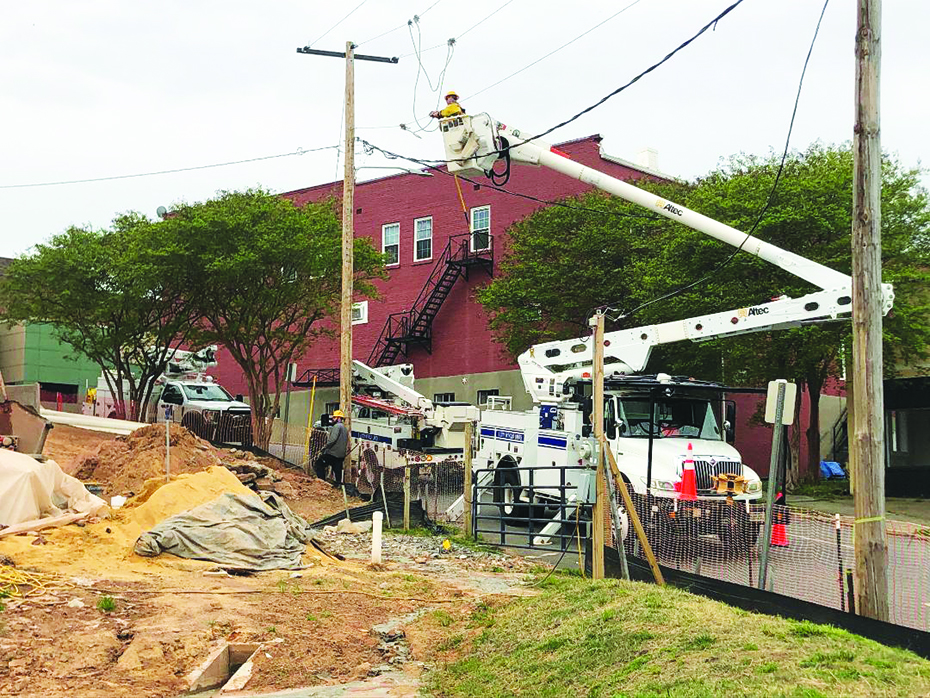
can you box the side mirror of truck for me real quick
[606,420,617,440]
[725,402,737,443]
[235,394,243,402]
[320,413,332,427]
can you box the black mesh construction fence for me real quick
[610,491,930,632]
[296,426,465,524]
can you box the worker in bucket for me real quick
[314,410,348,486]
[430,90,465,119]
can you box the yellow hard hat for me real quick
[332,409,346,418]
[445,90,459,100]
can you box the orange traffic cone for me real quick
[679,442,698,501]
[771,511,789,547]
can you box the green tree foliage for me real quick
[478,144,930,481]
[163,189,384,448]
[0,213,196,421]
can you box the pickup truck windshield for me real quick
[617,398,722,440]
[182,384,234,402]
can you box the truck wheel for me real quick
[493,465,529,523]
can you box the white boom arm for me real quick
[440,115,894,403]
[352,361,434,412]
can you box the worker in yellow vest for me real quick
[430,90,465,119]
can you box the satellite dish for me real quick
[156,206,167,219]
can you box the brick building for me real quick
[212,134,665,419]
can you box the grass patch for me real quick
[424,575,930,698]
[789,479,850,500]
[96,595,116,613]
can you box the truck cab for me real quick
[151,378,252,447]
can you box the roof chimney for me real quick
[636,147,659,172]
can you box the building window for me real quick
[434,392,456,403]
[477,388,499,406]
[382,223,400,266]
[351,301,368,325]
[414,217,432,261]
[470,206,490,251]
[325,402,341,415]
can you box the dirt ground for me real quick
[1,423,539,697]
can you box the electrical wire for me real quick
[464,0,645,101]
[397,0,519,59]
[603,0,832,323]
[365,1,745,157]
[306,0,370,49]
[355,0,445,47]
[359,138,659,221]
[510,0,747,153]
[0,146,339,190]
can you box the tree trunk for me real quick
[806,379,824,482]
[786,384,804,490]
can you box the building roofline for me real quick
[598,147,684,184]
[281,134,610,199]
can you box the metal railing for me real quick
[472,465,594,552]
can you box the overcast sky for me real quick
[2,0,927,255]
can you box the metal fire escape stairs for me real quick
[367,232,493,367]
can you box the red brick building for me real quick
[213,135,663,415]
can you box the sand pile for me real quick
[72,424,224,496]
[0,467,256,578]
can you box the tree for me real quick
[478,144,930,483]
[164,189,384,449]
[0,214,196,421]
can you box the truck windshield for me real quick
[182,384,234,402]
[617,398,722,440]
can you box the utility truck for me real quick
[85,346,253,446]
[438,113,893,543]
[342,361,479,493]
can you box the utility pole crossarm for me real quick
[296,46,399,63]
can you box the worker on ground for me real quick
[430,90,465,119]
[314,410,348,486]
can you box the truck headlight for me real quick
[641,477,676,492]
[746,479,762,494]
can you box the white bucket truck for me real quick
[85,346,253,446]
[438,113,893,542]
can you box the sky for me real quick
[2,0,927,255]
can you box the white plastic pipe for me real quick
[372,511,383,564]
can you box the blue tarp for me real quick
[820,460,847,479]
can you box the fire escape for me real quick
[368,233,494,367]
[294,233,493,387]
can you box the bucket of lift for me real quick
[440,114,500,177]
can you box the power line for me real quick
[398,0,519,59]
[359,138,659,221]
[604,0,833,323]
[356,0,445,47]
[307,0,369,49]
[464,0,645,101]
[0,146,339,190]
[363,0,746,158]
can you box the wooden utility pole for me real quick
[464,421,474,539]
[340,40,356,479]
[591,311,606,580]
[295,42,398,479]
[851,0,889,621]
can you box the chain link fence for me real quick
[267,422,466,525]
[610,492,930,632]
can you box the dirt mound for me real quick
[73,424,223,496]
[44,423,119,473]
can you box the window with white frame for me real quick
[433,392,456,403]
[477,388,499,406]
[470,206,490,251]
[351,301,368,325]
[382,222,400,266]
[414,217,432,261]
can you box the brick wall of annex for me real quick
[211,136,653,396]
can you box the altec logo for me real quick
[737,306,770,318]
[655,199,684,216]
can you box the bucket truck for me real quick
[438,114,893,545]
[85,346,253,446]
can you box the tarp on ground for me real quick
[0,450,108,526]
[133,491,313,570]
